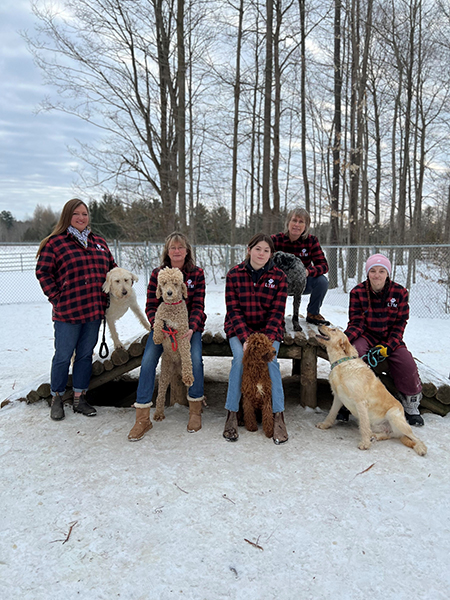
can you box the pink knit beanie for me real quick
[365,253,391,277]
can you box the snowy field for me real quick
[1,283,450,599]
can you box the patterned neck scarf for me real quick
[67,225,91,248]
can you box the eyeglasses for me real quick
[169,246,187,252]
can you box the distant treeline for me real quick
[1,194,448,246]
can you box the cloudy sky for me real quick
[0,1,94,222]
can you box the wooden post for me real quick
[300,344,317,408]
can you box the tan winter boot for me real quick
[187,396,203,433]
[128,403,153,441]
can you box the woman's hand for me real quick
[181,329,194,342]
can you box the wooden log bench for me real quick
[11,325,450,417]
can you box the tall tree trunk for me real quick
[272,0,282,229]
[177,0,186,230]
[328,0,342,288]
[231,0,244,260]
[262,0,273,233]
[155,0,178,233]
[250,1,261,231]
[299,0,310,211]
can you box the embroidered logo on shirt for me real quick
[387,297,398,308]
[301,249,308,257]
[265,278,276,289]
[186,278,194,289]
[96,244,105,251]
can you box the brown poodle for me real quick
[241,333,276,438]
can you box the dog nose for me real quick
[122,290,127,296]
[167,290,173,296]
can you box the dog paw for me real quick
[153,411,165,421]
[182,375,195,387]
[316,422,330,429]
[245,423,258,432]
[358,441,371,450]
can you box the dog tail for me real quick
[399,435,427,456]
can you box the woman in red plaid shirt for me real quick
[36,198,116,422]
[341,253,424,427]
[222,233,289,444]
[128,232,207,441]
[271,207,330,326]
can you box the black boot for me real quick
[73,393,97,417]
[50,393,65,421]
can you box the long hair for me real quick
[160,232,195,272]
[283,207,310,239]
[36,198,89,257]
[246,232,275,261]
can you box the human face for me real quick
[168,241,187,269]
[248,241,272,270]
[368,266,389,293]
[70,205,89,232]
[288,215,306,241]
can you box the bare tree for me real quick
[26,0,183,234]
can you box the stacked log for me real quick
[9,327,450,416]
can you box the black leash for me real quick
[99,295,111,358]
[99,316,109,358]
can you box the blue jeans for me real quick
[51,320,101,395]
[135,330,204,405]
[225,336,285,413]
[303,275,329,314]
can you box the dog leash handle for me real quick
[99,317,109,358]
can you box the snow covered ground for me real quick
[1,284,450,599]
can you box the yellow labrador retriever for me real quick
[315,325,426,456]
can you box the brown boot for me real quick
[187,396,203,433]
[128,403,153,441]
[223,410,239,442]
[273,412,288,445]
[306,312,330,326]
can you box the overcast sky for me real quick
[0,1,95,222]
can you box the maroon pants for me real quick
[353,337,422,396]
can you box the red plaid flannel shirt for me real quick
[145,266,207,332]
[36,231,116,324]
[224,261,288,343]
[344,280,409,353]
[271,232,329,277]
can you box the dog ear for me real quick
[156,283,162,299]
[340,333,357,357]
[131,272,139,284]
[182,283,188,299]
[102,271,112,294]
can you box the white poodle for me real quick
[102,267,150,349]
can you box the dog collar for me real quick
[164,300,183,305]
[330,356,358,370]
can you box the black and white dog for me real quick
[273,251,307,332]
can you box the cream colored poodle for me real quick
[152,267,194,421]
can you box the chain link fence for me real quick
[1,242,449,318]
